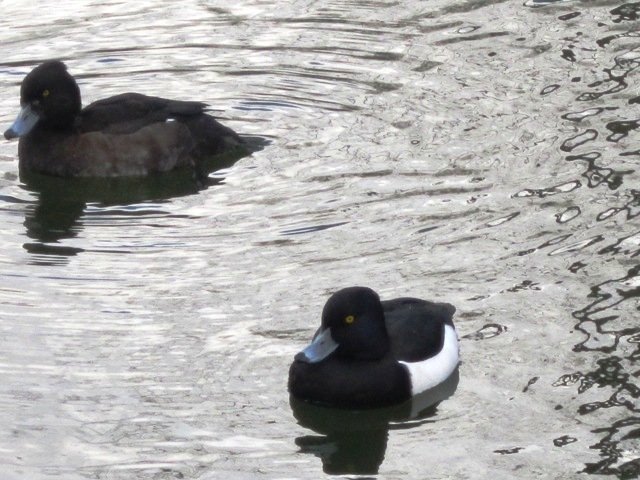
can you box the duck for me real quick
[4,60,243,177]
[288,286,459,408]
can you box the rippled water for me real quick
[1,0,639,478]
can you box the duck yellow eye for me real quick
[42,89,50,98]
[345,315,355,324]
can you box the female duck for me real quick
[288,286,459,408]
[4,61,243,177]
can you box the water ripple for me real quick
[1,0,639,478]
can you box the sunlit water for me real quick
[1,0,639,478]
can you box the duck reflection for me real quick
[18,140,263,256]
[290,368,459,475]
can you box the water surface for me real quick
[1,0,639,478]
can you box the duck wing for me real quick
[383,298,455,362]
[78,93,208,134]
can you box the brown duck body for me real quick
[5,62,242,177]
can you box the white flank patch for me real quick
[399,325,460,396]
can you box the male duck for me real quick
[288,286,459,408]
[4,60,243,177]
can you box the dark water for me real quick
[1,0,639,478]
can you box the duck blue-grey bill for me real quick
[295,328,339,363]
[4,105,40,140]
